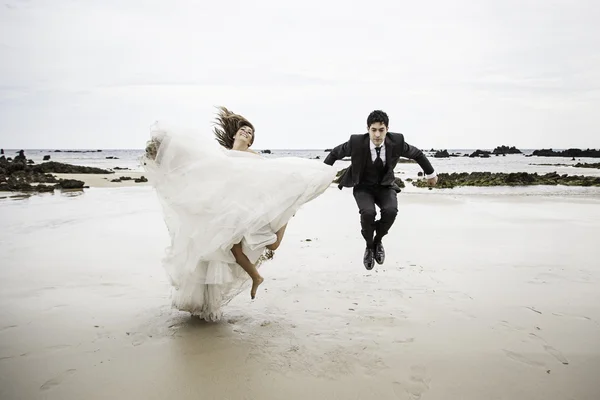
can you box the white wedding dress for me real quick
[142,123,337,321]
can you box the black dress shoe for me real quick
[374,241,385,265]
[363,247,375,270]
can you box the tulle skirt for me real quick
[142,123,337,320]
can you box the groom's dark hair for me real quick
[367,110,389,128]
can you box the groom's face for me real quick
[368,122,387,147]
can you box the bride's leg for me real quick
[231,242,264,299]
[266,223,288,251]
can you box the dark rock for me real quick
[574,162,600,169]
[55,150,102,153]
[532,148,600,158]
[27,159,35,164]
[434,150,450,158]
[134,176,148,183]
[36,185,56,193]
[43,155,51,161]
[111,176,137,183]
[105,156,119,159]
[469,150,492,158]
[5,162,26,174]
[32,162,113,174]
[14,150,27,163]
[113,167,129,170]
[411,172,600,189]
[493,145,522,155]
[260,150,271,154]
[418,172,423,177]
[0,159,103,194]
[529,163,570,167]
[324,149,332,152]
[58,179,85,189]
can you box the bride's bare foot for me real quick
[251,276,264,299]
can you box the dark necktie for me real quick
[374,146,384,171]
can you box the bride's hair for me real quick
[213,106,255,149]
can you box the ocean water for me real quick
[2,147,600,197]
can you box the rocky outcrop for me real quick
[0,155,98,193]
[434,150,450,158]
[110,175,148,183]
[411,172,600,189]
[532,148,600,158]
[493,145,522,155]
[54,150,103,153]
[58,179,85,189]
[0,168,84,193]
[32,161,113,174]
[574,162,600,169]
[469,150,492,158]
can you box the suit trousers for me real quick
[352,184,398,248]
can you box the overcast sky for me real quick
[1,0,599,150]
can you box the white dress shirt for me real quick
[369,139,386,166]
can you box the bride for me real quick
[142,107,336,321]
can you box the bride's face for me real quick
[234,126,254,147]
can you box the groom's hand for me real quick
[427,176,438,186]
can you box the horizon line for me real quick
[2,146,599,152]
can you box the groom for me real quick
[324,110,438,270]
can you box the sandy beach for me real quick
[0,185,599,399]
[53,172,149,188]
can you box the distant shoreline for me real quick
[2,147,599,152]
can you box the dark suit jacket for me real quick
[323,132,435,190]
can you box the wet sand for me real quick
[54,172,149,188]
[0,187,599,399]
